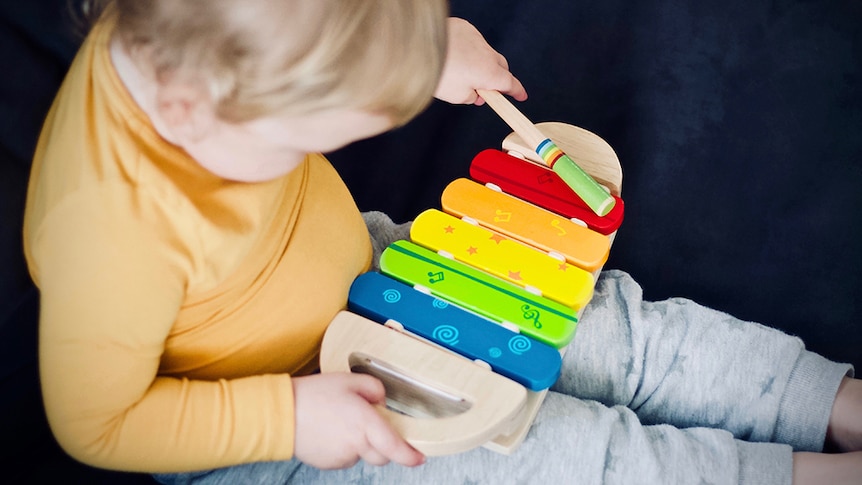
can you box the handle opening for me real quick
[349,352,473,419]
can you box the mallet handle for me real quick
[477,89,547,149]
[476,89,615,216]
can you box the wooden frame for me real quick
[320,122,623,456]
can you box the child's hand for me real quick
[435,17,528,106]
[292,372,425,469]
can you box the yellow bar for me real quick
[410,209,594,310]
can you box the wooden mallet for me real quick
[476,89,616,217]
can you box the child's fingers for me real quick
[329,373,425,467]
[347,372,387,405]
[343,373,425,466]
[365,415,426,467]
[359,446,390,467]
[475,73,528,106]
[496,74,527,102]
[348,376,425,467]
[509,76,528,101]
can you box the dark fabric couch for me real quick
[2,1,859,482]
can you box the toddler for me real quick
[23,1,860,483]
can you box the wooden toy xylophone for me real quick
[320,98,624,457]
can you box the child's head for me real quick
[87,0,449,127]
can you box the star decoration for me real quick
[558,263,568,271]
[508,270,522,280]
[444,225,455,234]
[466,246,478,255]
[489,234,505,244]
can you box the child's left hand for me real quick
[435,17,528,106]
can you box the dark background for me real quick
[2,0,859,482]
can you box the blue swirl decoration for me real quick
[432,298,449,309]
[508,335,532,355]
[432,325,460,346]
[382,289,401,303]
[488,347,503,359]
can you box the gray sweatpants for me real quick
[155,212,854,485]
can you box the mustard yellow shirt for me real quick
[23,19,371,473]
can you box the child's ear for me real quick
[154,79,217,144]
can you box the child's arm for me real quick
[31,193,297,473]
[434,18,528,105]
[292,373,425,469]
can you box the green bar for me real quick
[380,240,579,348]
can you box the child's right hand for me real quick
[292,372,426,469]
[434,17,528,106]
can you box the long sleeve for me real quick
[31,190,297,473]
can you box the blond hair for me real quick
[82,0,448,125]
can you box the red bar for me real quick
[469,149,624,235]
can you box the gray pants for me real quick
[155,214,853,485]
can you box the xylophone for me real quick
[320,108,624,457]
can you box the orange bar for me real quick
[441,178,610,272]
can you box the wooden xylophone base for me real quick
[321,122,623,456]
